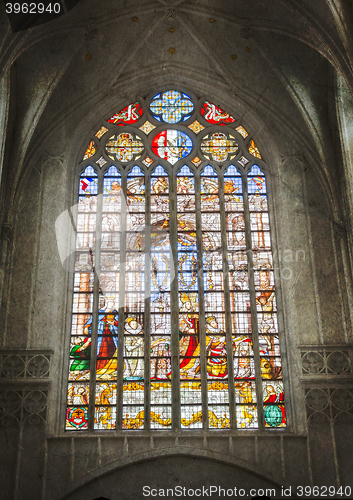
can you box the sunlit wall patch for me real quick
[150,90,194,123]
[152,130,193,165]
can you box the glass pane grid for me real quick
[67,100,287,434]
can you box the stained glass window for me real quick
[66,90,286,432]
[201,166,230,429]
[201,101,236,125]
[152,130,192,164]
[150,166,172,429]
[150,90,194,123]
[108,102,143,125]
[123,166,146,430]
[201,133,238,162]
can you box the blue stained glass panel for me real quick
[79,166,98,195]
[150,90,194,123]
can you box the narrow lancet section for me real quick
[123,166,146,429]
[177,166,202,429]
[94,166,121,429]
[247,165,285,428]
[224,165,258,429]
[150,166,172,429]
[200,166,230,429]
[66,166,98,430]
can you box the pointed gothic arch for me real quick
[65,89,287,433]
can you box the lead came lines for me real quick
[65,89,287,432]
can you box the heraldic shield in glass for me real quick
[66,90,286,431]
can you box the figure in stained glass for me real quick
[70,316,92,379]
[256,287,276,334]
[96,313,119,367]
[179,293,200,375]
[236,381,257,428]
[70,337,91,374]
[263,384,285,427]
[233,337,254,379]
[124,317,144,379]
[67,386,89,406]
[150,338,171,380]
[205,316,228,378]
[151,176,168,194]
[177,175,194,194]
[200,176,219,203]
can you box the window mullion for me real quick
[242,173,265,431]
[194,171,208,431]
[218,170,237,430]
[169,169,180,432]
[145,172,151,431]
[88,173,103,432]
[116,171,127,431]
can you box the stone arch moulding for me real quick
[58,447,289,500]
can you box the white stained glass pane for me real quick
[204,292,225,312]
[78,195,98,213]
[99,272,119,293]
[150,292,171,313]
[102,213,120,232]
[125,272,145,291]
[77,213,96,232]
[180,383,202,404]
[150,383,172,404]
[257,312,278,334]
[76,232,95,251]
[123,383,144,404]
[250,212,270,231]
[73,273,94,293]
[208,383,229,404]
[201,213,221,231]
[225,213,245,232]
[72,293,93,313]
